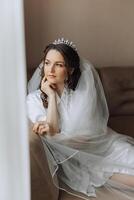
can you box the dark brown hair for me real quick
[40,43,81,108]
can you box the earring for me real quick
[71,70,74,75]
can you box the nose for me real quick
[49,64,55,72]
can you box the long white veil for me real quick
[28,62,43,93]
[62,58,109,136]
[27,59,134,200]
[28,58,109,136]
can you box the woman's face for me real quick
[44,49,68,85]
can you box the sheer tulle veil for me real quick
[27,58,134,200]
[28,58,109,136]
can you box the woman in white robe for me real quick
[27,38,134,200]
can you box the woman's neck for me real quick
[56,84,65,97]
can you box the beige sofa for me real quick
[28,66,134,200]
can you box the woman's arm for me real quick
[33,78,60,136]
[46,93,59,135]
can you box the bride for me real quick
[27,38,134,199]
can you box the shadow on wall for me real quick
[24,0,134,69]
[24,0,48,68]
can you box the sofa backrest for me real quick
[97,67,134,117]
[27,66,134,136]
[27,66,134,117]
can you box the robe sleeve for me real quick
[26,90,47,123]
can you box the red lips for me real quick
[48,74,56,77]
[48,75,56,78]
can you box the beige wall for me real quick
[24,0,134,68]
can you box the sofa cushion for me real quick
[108,116,134,137]
[29,122,59,200]
[98,67,134,116]
[59,183,130,200]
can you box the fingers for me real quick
[41,77,47,91]
[41,78,49,93]
[41,79,56,96]
[50,84,56,89]
[32,121,50,135]
[41,77,56,89]
[33,121,44,132]
[39,124,50,135]
[42,76,47,82]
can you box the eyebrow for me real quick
[45,59,65,64]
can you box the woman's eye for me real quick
[56,63,63,67]
[44,62,49,66]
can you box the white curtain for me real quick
[0,1,30,200]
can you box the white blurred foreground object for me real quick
[0,1,30,200]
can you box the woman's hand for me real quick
[33,121,50,135]
[41,77,56,97]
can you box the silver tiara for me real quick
[53,38,77,52]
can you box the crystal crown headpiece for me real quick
[53,38,77,52]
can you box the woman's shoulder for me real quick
[27,89,41,102]
[26,89,46,123]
